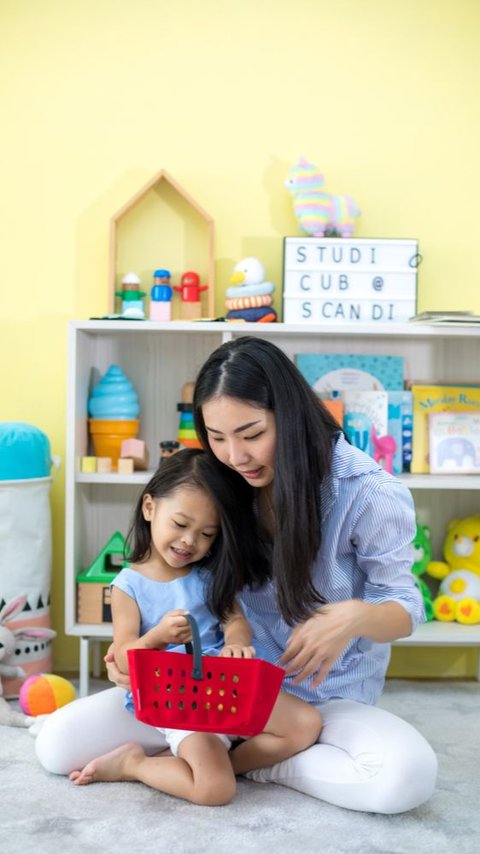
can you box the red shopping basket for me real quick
[127,614,284,737]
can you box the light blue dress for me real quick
[112,567,225,712]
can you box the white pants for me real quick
[35,687,437,814]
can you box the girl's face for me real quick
[201,395,276,488]
[142,485,219,571]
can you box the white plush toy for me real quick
[0,594,56,727]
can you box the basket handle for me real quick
[184,613,204,681]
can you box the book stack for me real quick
[296,353,412,474]
[409,311,480,325]
[296,352,480,476]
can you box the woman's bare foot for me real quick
[69,742,145,785]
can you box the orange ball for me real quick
[19,674,76,716]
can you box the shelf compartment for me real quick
[67,320,480,691]
[109,171,215,318]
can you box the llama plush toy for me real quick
[0,595,56,727]
[285,157,360,237]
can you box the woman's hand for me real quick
[279,600,365,686]
[104,644,131,690]
[219,644,256,659]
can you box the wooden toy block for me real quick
[96,457,112,473]
[181,382,195,403]
[77,583,113,624]
[179,300,202,320]
[117,457,134,474]
[81,456,97,473]
[120,438,149,470]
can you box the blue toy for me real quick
[150,269,173,321]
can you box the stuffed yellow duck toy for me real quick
[427,515,480,624]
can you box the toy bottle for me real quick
[150,269,173,321]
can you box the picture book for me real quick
[388,390,413,474]
[429,411,480,473]
[411,384,480,473]
[342,390,389,456]
[387,394,403,475]
[295,353,404,393]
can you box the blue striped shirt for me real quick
[239,433,422,705]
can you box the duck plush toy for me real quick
[225,257,277,322]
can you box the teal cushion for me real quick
[0,422,52,480]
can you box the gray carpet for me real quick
[0,680,478,854]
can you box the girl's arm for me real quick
[111,587,192,673]
[219,600,256,658]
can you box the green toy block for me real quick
[76,531,129,624]
[76,531,129,583]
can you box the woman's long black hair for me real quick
[125,448,269,621]
[193,336,341,625]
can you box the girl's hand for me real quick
[219,644,256,659]
[279,600,364,686]
[155,609,192,646]
[104,645,131,690]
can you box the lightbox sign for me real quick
[283,237,419,324]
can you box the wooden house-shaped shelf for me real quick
[109,169,215,318]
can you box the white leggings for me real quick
[35,687,437,814]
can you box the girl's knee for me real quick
[293,704,322,752]
[194,773,236,806]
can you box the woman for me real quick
[189,336,437,811]
[36,336,437,813]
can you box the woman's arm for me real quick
[219,601,256,658]
[280,475,419,686]
[280,598,411,685]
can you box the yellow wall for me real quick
[1,0,480,675]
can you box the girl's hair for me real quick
[193,336,341,625]
[125,448,269,621]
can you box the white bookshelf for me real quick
[66,320,480,694]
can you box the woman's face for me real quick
[201,395,276,488]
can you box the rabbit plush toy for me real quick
[0,594,57,727]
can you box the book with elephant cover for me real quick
[411,384,480,473]
[428,411,480,473]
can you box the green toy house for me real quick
[76,531,128,624]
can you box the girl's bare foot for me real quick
[69,742,145,785]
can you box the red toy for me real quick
[174,271,208,302]
[128,615,284,736]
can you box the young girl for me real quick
[69,449,321,805]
